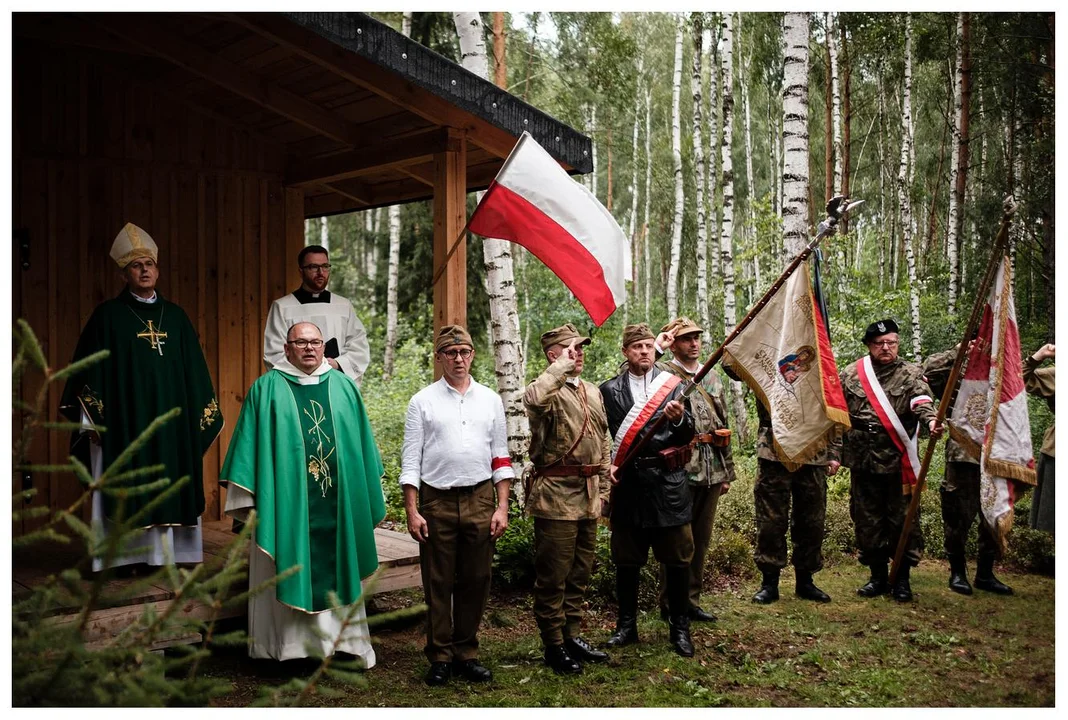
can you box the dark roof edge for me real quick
[283,11,593,174]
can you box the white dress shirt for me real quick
[400,377,515,490]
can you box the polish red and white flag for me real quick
[949,256,1037,553]
[467,132,629,326]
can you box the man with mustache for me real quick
[220,321,385,662]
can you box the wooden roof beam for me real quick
[229,13,525,164]
[286,127,448,187]
[88,13,365,148]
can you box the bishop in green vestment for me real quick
[220,321,385,662]
[59,223,222,570]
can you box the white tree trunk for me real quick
[319,216,329,251]
[589,105,598,198]
[628,57,643,282]
[365,211,378,285]
[898,14,922,361]
[702,23,714,237]
[666,14,685,320]
[828,12,843,195]
[643,85,653,319]
[453,11,529,486]
[782,12,810,262]
[708,18,722,278]
[720,13,747,443]
[740,18,759,304]
[691,13,709,335]
[946,12,964,315]
[384,206,401,377]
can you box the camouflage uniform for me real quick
[1024,354,1055,532]
[923,348,995,559]
[752,402,833,574]
[523,353,611,648]
[838,357,937,568]
[655,359,736,614]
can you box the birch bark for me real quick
[898,14,923,361]
[666,14,685,319]
[691,13,709,335]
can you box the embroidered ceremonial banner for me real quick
[857,355,923,494]
[611,372,681,463]
[722,263,850,470]
[949,256,1036,554]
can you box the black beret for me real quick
[862,318,900,344]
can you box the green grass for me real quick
[199,560,1054,707]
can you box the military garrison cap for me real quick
[862,318,900,344]
[540,323,591,352]
[435,324,473,352]
[621,323,655,347]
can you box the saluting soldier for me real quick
[837,319,942,602]
[653,317,735,621]
[925,345,1012,596]
[523,323,612,675]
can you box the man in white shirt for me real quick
[400,325,514,686]
[263,244,370,384]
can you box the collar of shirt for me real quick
[129,290,158,304]
[671,358,700,375]
[273,358,331,384]
[293,287,332,304]
[565,376,581,387]
[627,367,656,402]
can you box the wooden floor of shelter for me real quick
[12,520,421,650]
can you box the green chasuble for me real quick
[219,367,386,613]
[59,290,223,527]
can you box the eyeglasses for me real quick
[439,348,473,360]
[287,339,324,348]
[871,340,899,348]
[301,263,332,272]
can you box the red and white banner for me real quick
[467,132,629,326]
[611,372,681,463]
[949,256,1036,553]
[857,355,923,494]
[722,262,850,469]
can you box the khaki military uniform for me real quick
[523,355,611,647]
[1024,355,1055,532]
[838,357,937,567]
[923,348,997,559]
[753,402,832,574]
[655,360,735,612]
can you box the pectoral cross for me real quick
[137,321,168,356]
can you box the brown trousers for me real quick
[418,480,496,663]
[532,518,598,646]
[658,483,724,611]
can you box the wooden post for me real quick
[432,128,467,377]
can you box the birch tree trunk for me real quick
[782,12,810,261]
[898,14,922,361]
[382,11,412,378]
[319,216,329,251]
[720,12,748,444]
[627,57,643,309]
[453,11,529,488]
[946,12,964,315]
[643,85,653,319]
[740,17,760,305]
[691,13,709,335]
[708,18,722,278]
[590,105,598,198]
[365,211,378,285]
[828,13,843,196]
[666,13,685,320]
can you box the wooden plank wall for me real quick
[12,43,305,534]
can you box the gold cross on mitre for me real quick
[137,321,168,356]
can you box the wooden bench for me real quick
[13,520,422,651]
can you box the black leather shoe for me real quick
[947,554,973,595]
[451,659,493,682]
[689,605,717,622]
[424,661,451,686]
[544,644,582,675]
[752,569,780,604]
[891,564,913,602]
[795,571,831,603]
[857,563,890,598]
[565,636,609,663]
[974,556,1013,595]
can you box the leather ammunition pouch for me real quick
[693,429,732,448]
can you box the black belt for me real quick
[633,456,666,470]
[849,418,885,434]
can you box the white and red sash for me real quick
[856,356,923,493]
[611,372,682,463]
